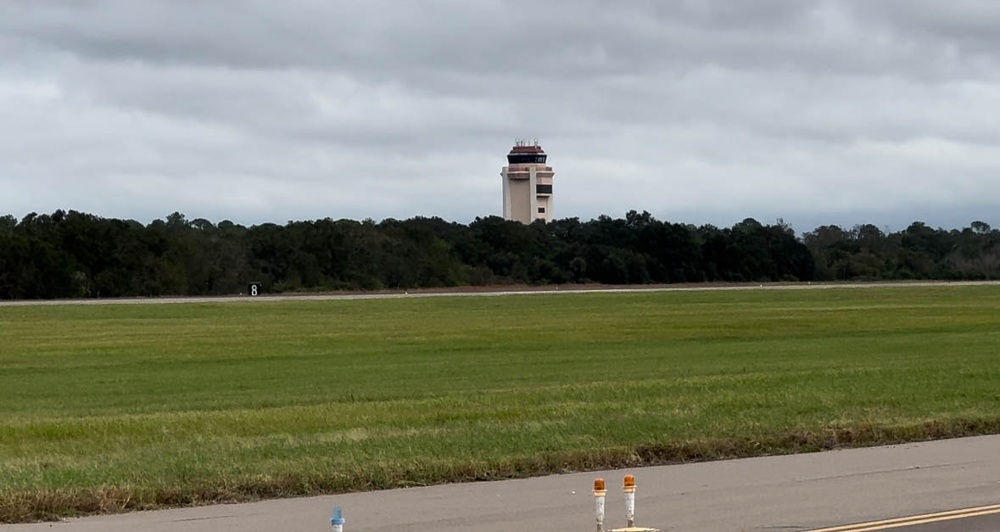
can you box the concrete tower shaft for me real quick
[501,141,554,223]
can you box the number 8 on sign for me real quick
[248,282,262,297]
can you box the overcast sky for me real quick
[2,1,999,233]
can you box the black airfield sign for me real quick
[247,282,262,297]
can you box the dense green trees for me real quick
[0,209,996,299]
[802,220,1000,282]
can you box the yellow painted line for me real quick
[806,503,1000,531]
[844,508,1000,531]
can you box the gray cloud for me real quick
[1,0,999,231]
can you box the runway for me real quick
[1,280,998,307]
[5,435,998,531]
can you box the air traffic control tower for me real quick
[501,140,554,224]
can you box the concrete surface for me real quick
[4,435,999,531]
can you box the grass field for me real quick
[2,284,1000,522]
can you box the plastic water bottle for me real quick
[331,506,345,532]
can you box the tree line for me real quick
[0,210,997,299]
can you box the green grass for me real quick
[2,285,1000,522]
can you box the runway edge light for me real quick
[331,505,344,532]
[607,474,659,532]
[594,478,607,532]
[623,475,636,528]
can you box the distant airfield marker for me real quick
[247,281,262,297]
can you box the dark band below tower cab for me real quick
[507,145,548,165]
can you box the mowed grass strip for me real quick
[2,285,1000,522]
